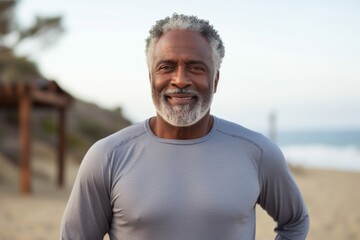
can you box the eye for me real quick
[189,64,206,72]
[158,64,175,72]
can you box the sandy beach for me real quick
[1,146,360,240]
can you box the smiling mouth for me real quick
[165,93,198,105]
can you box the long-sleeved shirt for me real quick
[61,116,309,239]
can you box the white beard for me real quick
[152,88,214,127]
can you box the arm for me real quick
[257,140,309,240]
[60,141,112,240]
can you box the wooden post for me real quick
[19,92,32,193]
[57,107,66,187]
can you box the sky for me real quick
[13,0,360,132]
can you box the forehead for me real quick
[153,30,212,63]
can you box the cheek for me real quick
[151,74,171,91]
[150,76,166,97]
[194,76,214,92]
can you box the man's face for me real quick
[149,30,219,127]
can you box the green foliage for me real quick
[0,0,63,83]
[113,106,123,114]
[67,133,87,149]
[0,53,42,83]
[15,16,64,50]
[0,1,64,53]
[78,118,114,141]
[40,117,57,135]
[0,55,41,75]
[0,1,17,35]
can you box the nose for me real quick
[171,66,191,89]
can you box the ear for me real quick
[213,71,220,93]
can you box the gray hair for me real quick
[145,13,225,71]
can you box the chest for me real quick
[110,144,260,226]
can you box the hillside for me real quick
[0,97,132,163]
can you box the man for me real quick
[61,13,309,239]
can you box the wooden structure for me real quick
[0,80,72,193]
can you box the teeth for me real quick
[168,96,194,104]
[173,97,191,99]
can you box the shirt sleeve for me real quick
[60,141,112,240]
[257,140,309,240]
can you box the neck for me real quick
[150,113,214,140]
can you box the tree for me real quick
[0,0,64,83]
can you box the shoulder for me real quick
[89,121,147,156]
[215,117,284,163]
[78,121,147,171]
[215,117,273,149]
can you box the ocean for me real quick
[274,129,360,172]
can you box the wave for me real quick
[281,144,360,172]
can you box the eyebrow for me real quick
[185,60,208,66]
[154,59,209,69]
[155,60,176,66]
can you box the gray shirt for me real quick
[61,116,309,240]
